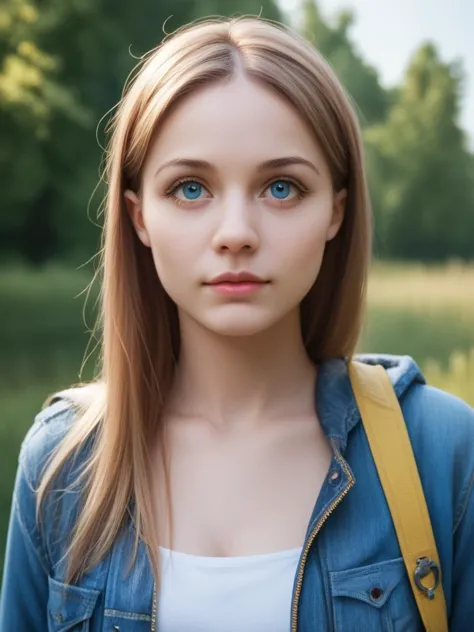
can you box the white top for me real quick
[157,545,303,632]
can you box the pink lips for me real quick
[207,271,266,284]
[204,270,270,296]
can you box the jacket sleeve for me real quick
[450,468,474,630]
[0,421,50,631]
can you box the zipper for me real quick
[290,450,355,632]
[151,582,157,632]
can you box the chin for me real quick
[200,313,282,338]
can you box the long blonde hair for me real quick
[36,15,372,587]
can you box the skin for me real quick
[125,72,346,557]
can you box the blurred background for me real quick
[1,0,473,581]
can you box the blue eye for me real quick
[269,180,293,199]
[180,181,203,200]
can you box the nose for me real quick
[211,193,260,253]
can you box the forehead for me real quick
[145,75,327,174]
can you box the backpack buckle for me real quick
[414,557,440,600]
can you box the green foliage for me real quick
[365,44,474,260]
[0,0,87,130]
[300,2,474,262]
[0,0,282,266]
[301,0,389,124]
[1,0,474,265]
[0,0,94,264]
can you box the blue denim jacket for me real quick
[1,354,474,631]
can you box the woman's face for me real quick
[125,74,346,337]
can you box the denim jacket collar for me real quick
[316,353,426,453]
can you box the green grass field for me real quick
[362,261,474,401]
[0,262,473,580]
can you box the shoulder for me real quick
[354,353,474,527]
[9,398,79,572]
[401,381,474,456]
[401,382,474,530]
[19,399,79,487]
[355,352,474,454]
[19,382,104,488]
[12,387,103,574]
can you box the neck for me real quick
[165,309,318,428]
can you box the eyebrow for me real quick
[154,156,320,178]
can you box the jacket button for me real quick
[370,587,384,601]
[54,612,64,622]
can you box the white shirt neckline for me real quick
[158,544,303,567]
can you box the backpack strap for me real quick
[348,360,448,632]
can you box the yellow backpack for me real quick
[349,360,448,632]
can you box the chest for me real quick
[46,455,424,632]
[156,545,302,632]
[151,414,332,556]
[46,429,426,632]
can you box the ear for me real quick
[326,188,347,242]
[124,189,151,247]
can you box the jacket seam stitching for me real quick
[13,494,50,575]
[19,419,44,475]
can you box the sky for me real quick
[279,0,474,148]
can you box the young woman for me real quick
[1,16,473,632]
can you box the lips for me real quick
[206,271,267,285]
[206,280,268,296]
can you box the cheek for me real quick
[275,207,331,277]
[142,212,190,284]
[143,210,210,305]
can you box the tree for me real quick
[0,0,282,265]
[365,43,474,261]
[0,0,90,263]
[300,0,389,125]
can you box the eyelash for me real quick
[164,177,309,207]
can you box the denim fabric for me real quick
[1,353,474,631]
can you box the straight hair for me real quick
[36,15,372,588]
